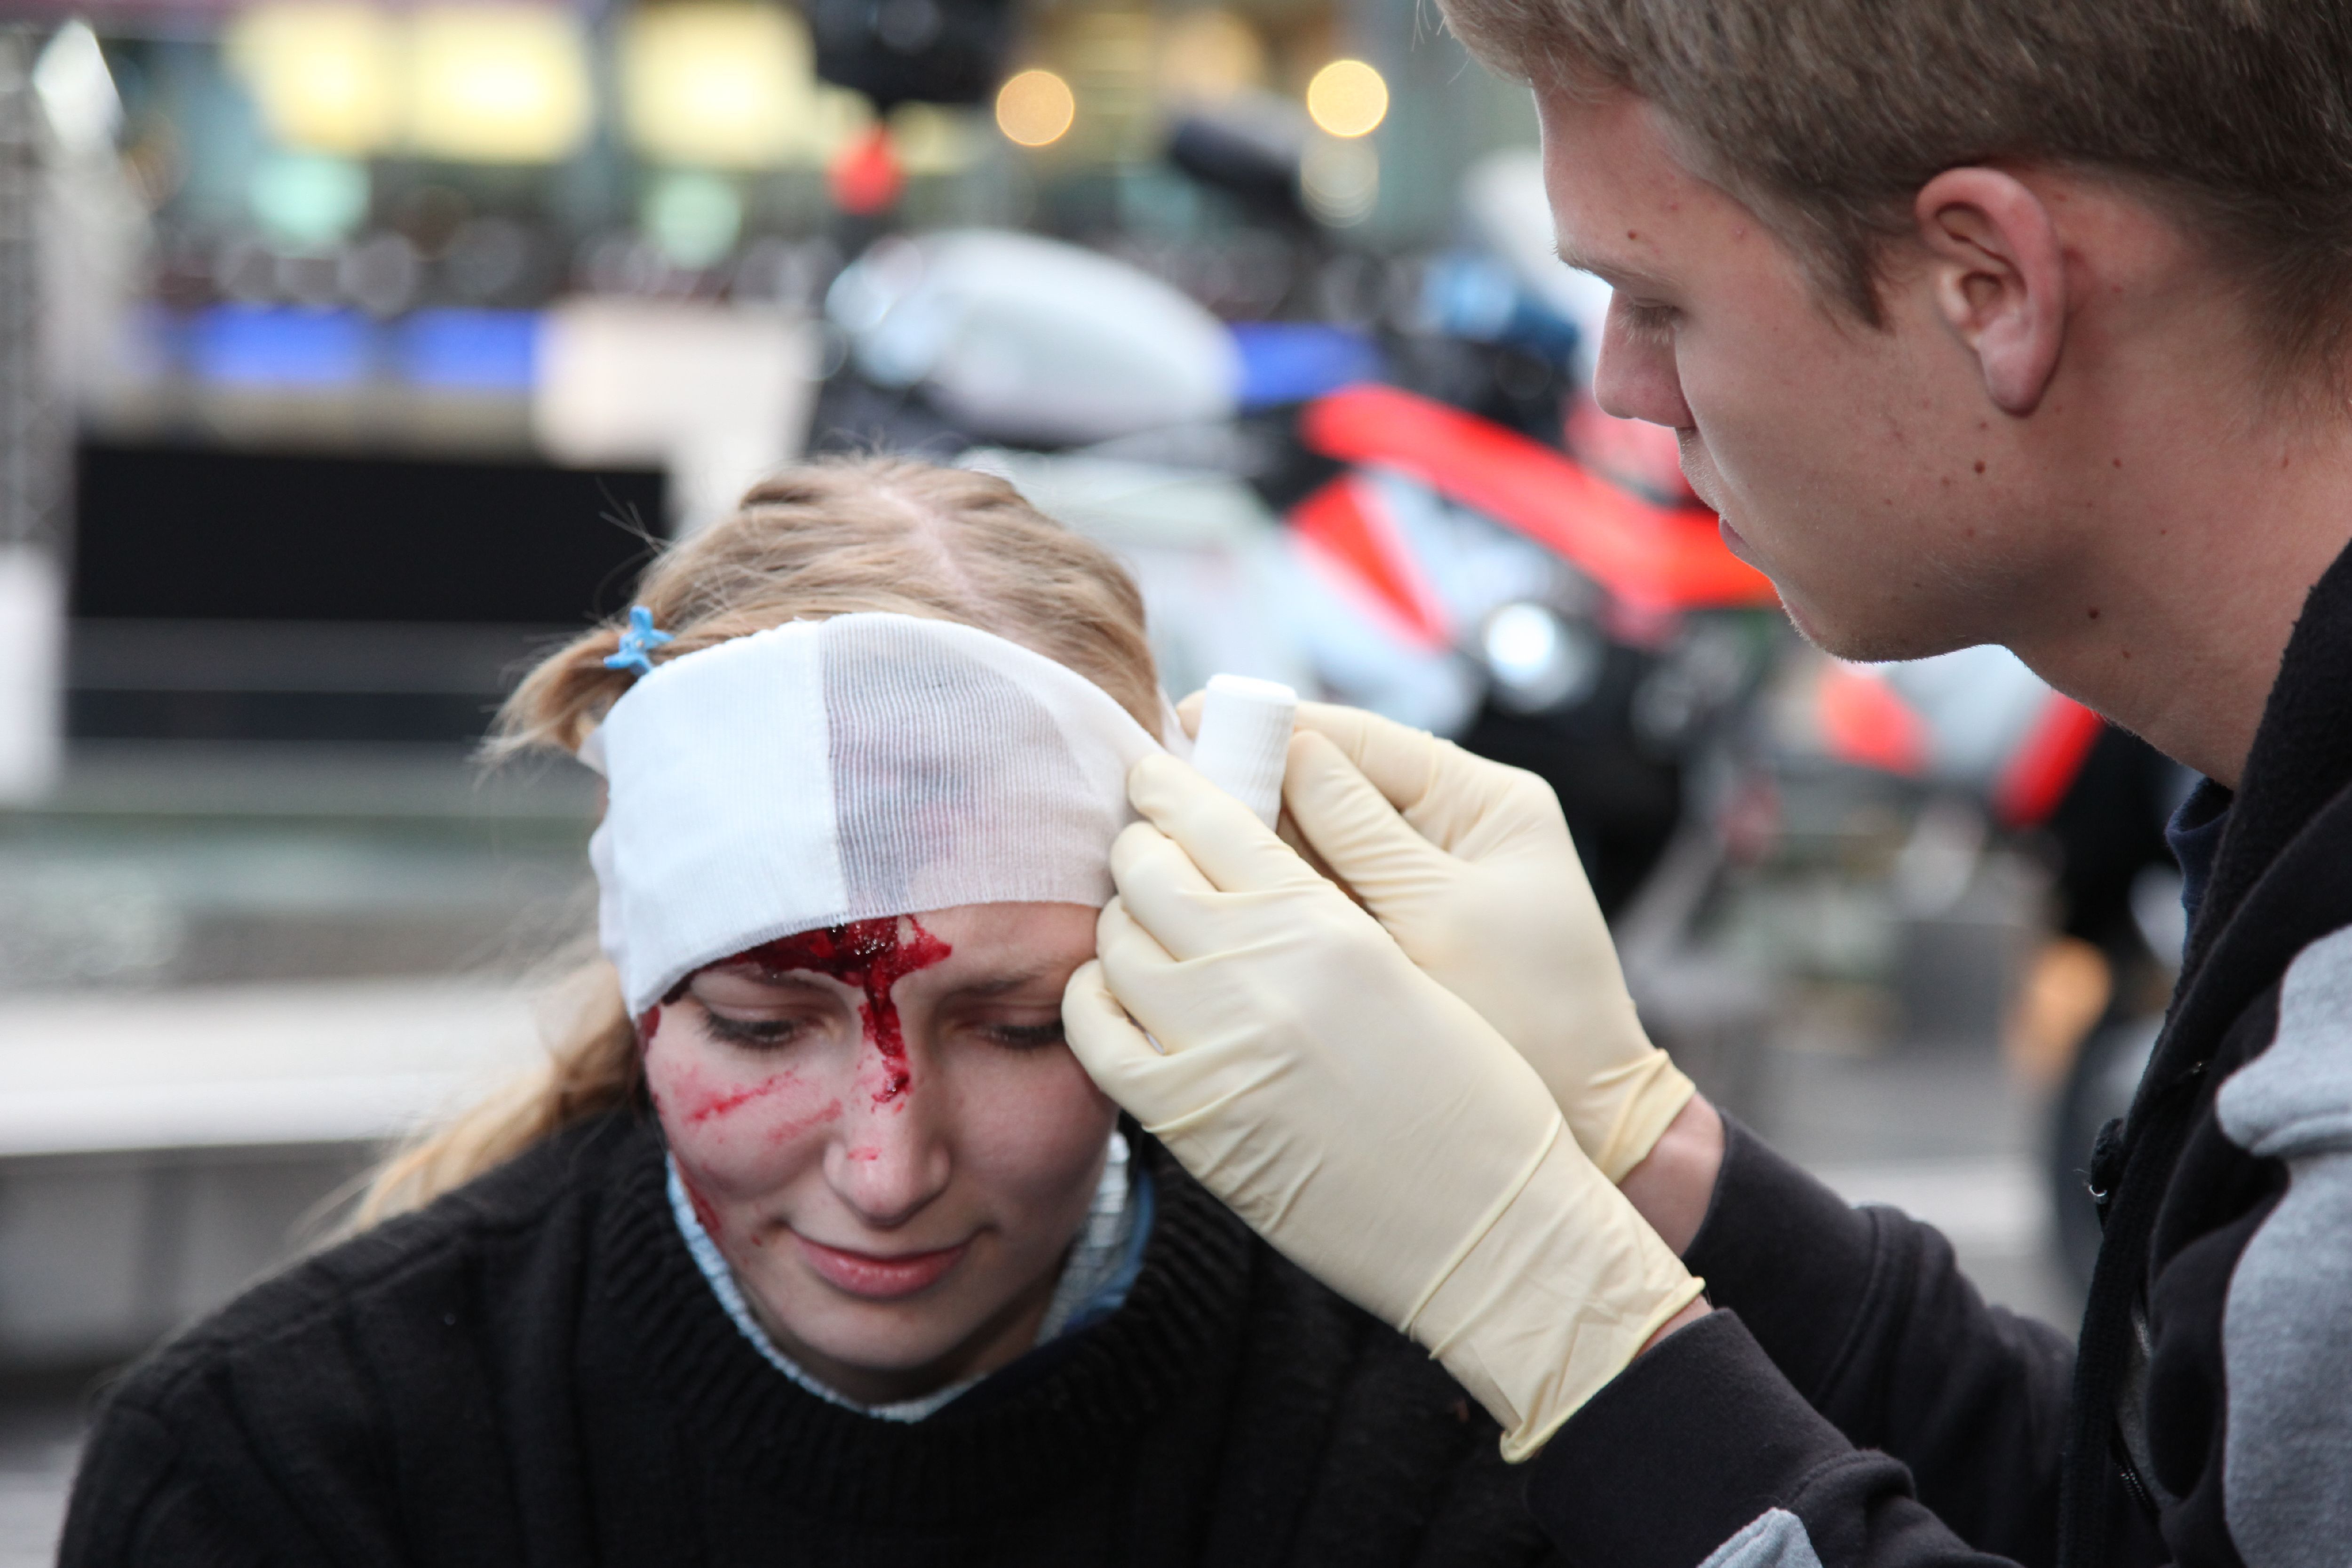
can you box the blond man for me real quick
[1066,6,2352,1567]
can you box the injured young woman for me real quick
[62,457,1561,1567]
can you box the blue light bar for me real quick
[189,306,373,388]
[396,310,542,392]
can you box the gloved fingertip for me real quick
[1174,690,1205,737]
[1279,731,1353,817]
[1284,727,1346,774]
[1289,699,1375,746]
[1094,892,1130,940]
[1283,730,1424,856]
[1126,749,1201,819]
[1062,955,1110,1008]
[1109,818,1168,866]
[1094,894,1177,970]
[1060,960,1156,1072]
[1061,956,1120,1015]
[1108,819,1203,898]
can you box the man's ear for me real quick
[1915,168,2067,416]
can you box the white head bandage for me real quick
[586,613,1164,1015]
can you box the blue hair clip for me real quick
[604,605,676,679]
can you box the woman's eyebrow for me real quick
[948,969,1061,998]
[710,965,837,992]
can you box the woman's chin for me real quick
[741,1264,1025,1395]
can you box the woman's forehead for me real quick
[712,903,1096,987]
[911,901,1098,948]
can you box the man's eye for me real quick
[1617,300,1678,338]
[985,1020,1067,1050]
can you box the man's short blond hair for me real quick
[1446,0,2352,383]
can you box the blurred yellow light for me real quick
[1156,9,1264,106]
[407,6,592,164]
[622,5,815,169]
[888,103,981,175]
[226,4,401,155]
[1306,58,1387,138]
[1302,133,1378,224]
[995,68,1075,148]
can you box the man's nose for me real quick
[824,1084,952,1230]
[1593,297,1696,430]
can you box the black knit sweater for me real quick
[63,1109,1555,1567]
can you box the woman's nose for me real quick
[824,1087,952,1230]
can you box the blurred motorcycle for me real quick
[1791,642,2188,1289]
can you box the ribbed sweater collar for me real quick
[2182,534,2352,979]
[591,1114,1254,1529]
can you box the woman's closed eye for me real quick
[696,1006,809,1049]
[685,969,842,1051]
[983,1018,1067,1050]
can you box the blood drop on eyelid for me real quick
[736,916,953,1107]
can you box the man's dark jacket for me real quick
[1523,541,2352,1568]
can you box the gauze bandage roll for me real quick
[582,613,1165,1015]
[1190,675,1298,828]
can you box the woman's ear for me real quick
[1915,168,2068,416]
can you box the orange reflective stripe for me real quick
[1994,694,2106,828]
[1287,473,1452,649]
[1298,383,1780,613]
[1817,663,1931,777]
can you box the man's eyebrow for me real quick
[1553,240,1633,285]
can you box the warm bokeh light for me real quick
[1156,10,1266,105]
[407,6,594,164]
[887,103,983,176]
[995,68,1076,148]
[1305,58,1388,138]
[622,4,812,169]
[225,4,401,155]
[1301,134,1378,225]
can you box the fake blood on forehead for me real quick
[738,917,953,1106]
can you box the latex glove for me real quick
[1271,700,1693,1183]
[1064,753,1704,1458]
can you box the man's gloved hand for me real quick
[1270,700,1694,1183]
[1063,753,1704,1459]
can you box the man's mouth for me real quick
[1716,516,1756,565]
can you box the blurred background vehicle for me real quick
[0,0,2187,1553]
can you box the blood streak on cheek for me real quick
[737,916,952,1108]
[678,1170,725,1239]
[685,1075,843,1140]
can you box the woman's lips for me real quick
[794,1234,968,1300]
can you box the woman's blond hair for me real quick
[356,456,1159,1225]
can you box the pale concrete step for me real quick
[0,979,550,1369]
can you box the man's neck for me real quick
[2007,400,2352,789]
